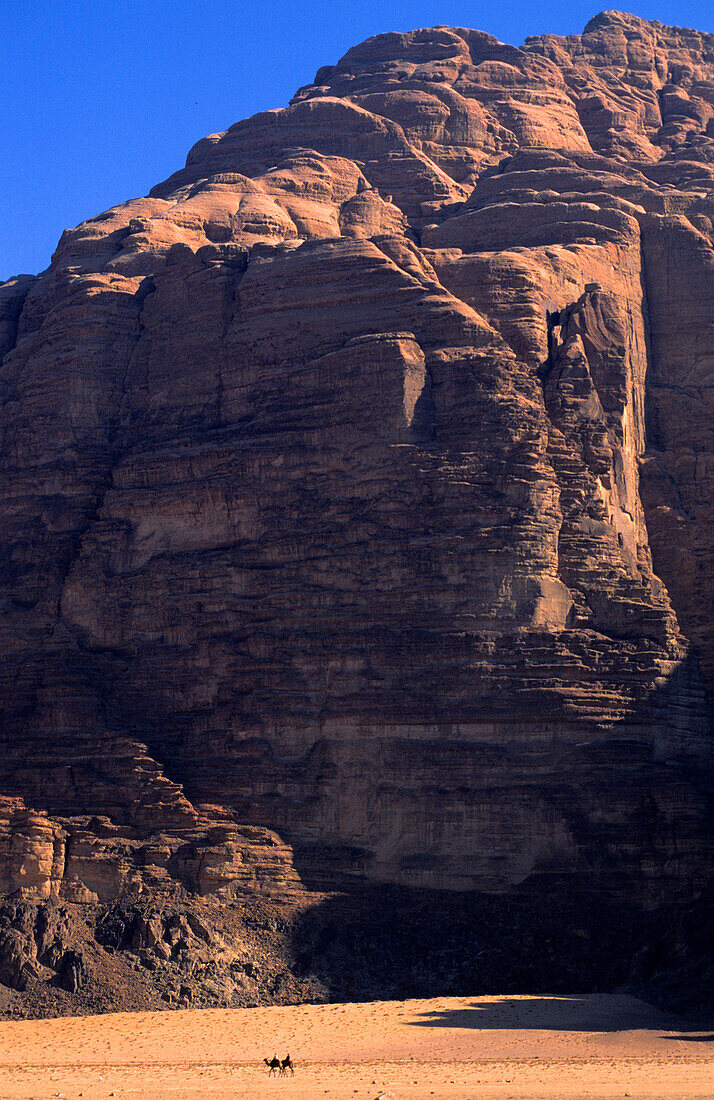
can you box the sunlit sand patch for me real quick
[0,993,712,1099]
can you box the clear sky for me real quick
[1,0,712,281]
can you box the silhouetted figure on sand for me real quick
[281,1053,295,1076]
[264,1054,281,1076]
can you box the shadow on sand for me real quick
[408,994,677,1032]
[664,1034,714,1042]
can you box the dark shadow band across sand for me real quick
[408,993,683,1032]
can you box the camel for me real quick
[264,1054,281,1076]
[281,1053,295,1076]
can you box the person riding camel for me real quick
[281,1053,295,1076]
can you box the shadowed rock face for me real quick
[0,11,713,918]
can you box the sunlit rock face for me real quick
[0,10,713,910]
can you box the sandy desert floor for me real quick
[0,993,711,1099]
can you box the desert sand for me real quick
[0,993,711,1099]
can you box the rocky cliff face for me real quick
[1,12,713,1000]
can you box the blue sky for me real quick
[1,0,712,280]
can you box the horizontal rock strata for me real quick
[1,9,713,970]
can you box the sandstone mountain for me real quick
[1,10,713,1014]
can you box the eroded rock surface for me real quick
[1,10,714,1012]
